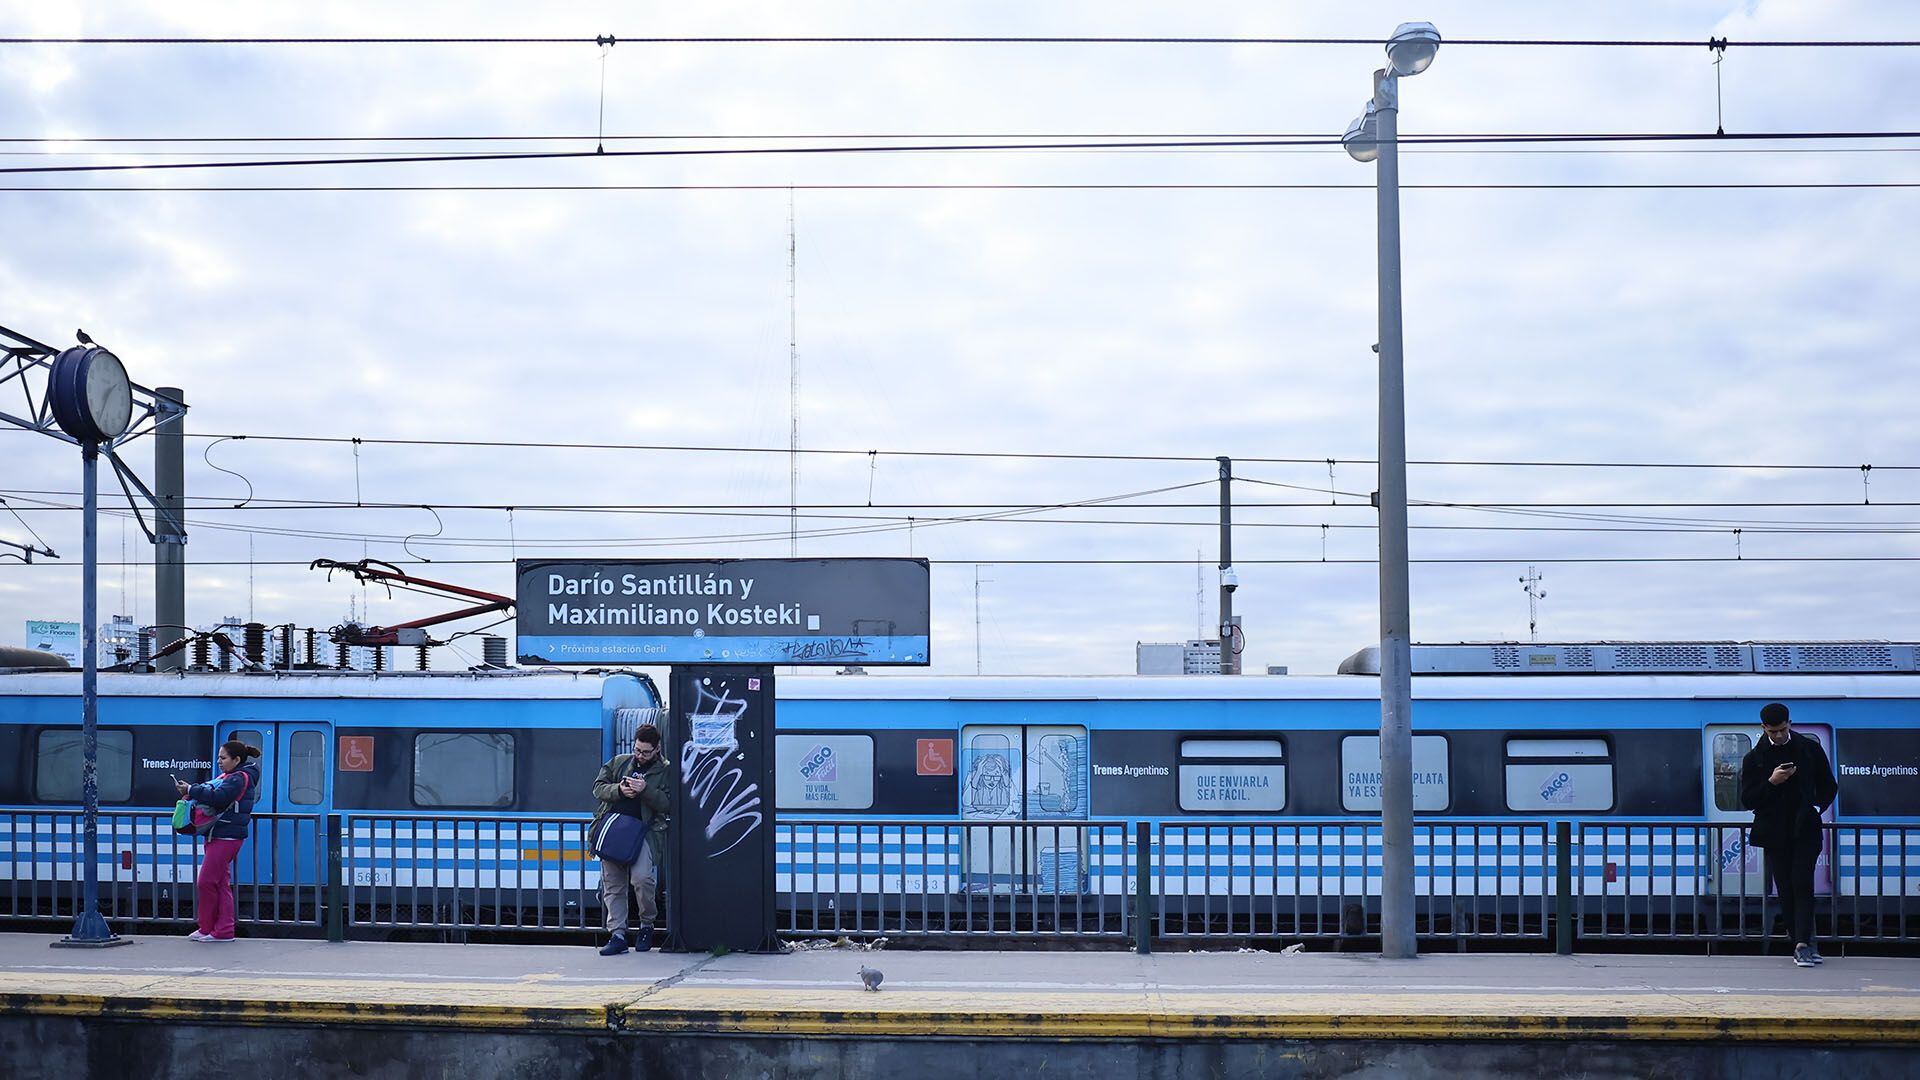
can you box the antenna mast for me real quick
[788,190,799,557]
[1519,566,1546,643]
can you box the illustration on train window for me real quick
[960,725,1088,821]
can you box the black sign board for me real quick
[665,666,778,953]
[515,557,930,666]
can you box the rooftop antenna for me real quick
[973,564,993,674]
[1519,566,1546,643]
[1195,548,1204,639]
[788,189,799,557]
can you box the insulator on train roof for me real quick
[481,635,509,668]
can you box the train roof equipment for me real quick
[1337,641,1920,675]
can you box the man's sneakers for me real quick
[599,933,629,956]
[187,931,212,942]
[632,925,654,954]
[1793,944,1817,968]
[1808,943,1825,964]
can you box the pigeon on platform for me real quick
[76,329,94,345]
[858,966,884,992]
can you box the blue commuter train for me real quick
[2,641,1917,925]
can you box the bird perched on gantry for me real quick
[857,966,884,991]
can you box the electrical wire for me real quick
[9,182,1920,192]
[30,556,1920,569]
[6,131,1920,176]
[16,429,1909,471]
[3,35,1916,47]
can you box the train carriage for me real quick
[2,640,1917,940]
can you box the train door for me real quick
[959,723,1088,891]
[1705,722,1834,897]
[216,721,333,886]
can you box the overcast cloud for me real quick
[2,0,1917,676]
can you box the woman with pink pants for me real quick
[175,740,262,942]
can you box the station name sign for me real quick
[516,557,930,666]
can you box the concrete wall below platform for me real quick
[0,1016,1910,1080]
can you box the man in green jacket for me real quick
[591,724,672,954]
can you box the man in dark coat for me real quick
[1739,702,1837,967]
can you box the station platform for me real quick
[3,934,1918,1078]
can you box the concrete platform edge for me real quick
[5,992,1914,1044]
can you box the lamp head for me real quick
[1386,21,1441,77]
[1343,103,1381,162]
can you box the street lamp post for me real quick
[1344,21,1440,961]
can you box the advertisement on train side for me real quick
[514,557,931,666]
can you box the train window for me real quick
[1711,732,1753,812]
[774,735,875,810]
[1341,735,1451,812]
[1178,739,1286,812]
[35,729,135,803]
[412,733,515,808]
[1504,737,1614,812]
[287,730,326,807]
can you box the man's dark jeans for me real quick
[1764,829,1822,947]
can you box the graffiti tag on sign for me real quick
[917,738,954,776]
[682,681,763,858]
[339,736,374,773]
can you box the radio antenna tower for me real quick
[1195,549,1204,639]
[1519,566,1546,643]
[787,190,799,557]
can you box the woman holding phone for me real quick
[174,740,263,942]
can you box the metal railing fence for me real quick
[0,808,323,928]
[778,819,1132,940]
[3,811,1917,949]
[1570,821,1919,946]
[339,813,599,934]
[1152,820,1555,944]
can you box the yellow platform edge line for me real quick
[6,993,1919,1043]
[616,1008,1920,1044]
[0,993,612,1032]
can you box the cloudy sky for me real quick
[2,0,1917,676]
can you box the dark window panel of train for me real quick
[20,726,208,806]
[330,728,599,813]
[414,733,516,808]
[36,729,135,803]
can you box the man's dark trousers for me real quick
[1765,829,1821,946]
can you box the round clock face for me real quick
[83,350,133,439]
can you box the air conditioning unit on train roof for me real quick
[1337,641,1920,675]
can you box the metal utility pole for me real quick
[1217,457,1237,675]
[1343,21,1440,962]
[1370,69,1417,962]
[973,564,993,675]
[154,387,186,670]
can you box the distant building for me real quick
[1136,640,1224,675]
[98,614,139,665]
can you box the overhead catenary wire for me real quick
[9,182,1920,192]
[6,131,1920,176]
[30,556,1920,569]
[7,428,1907,471]
[3,35,1917,47]
[10,492,1920,547]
